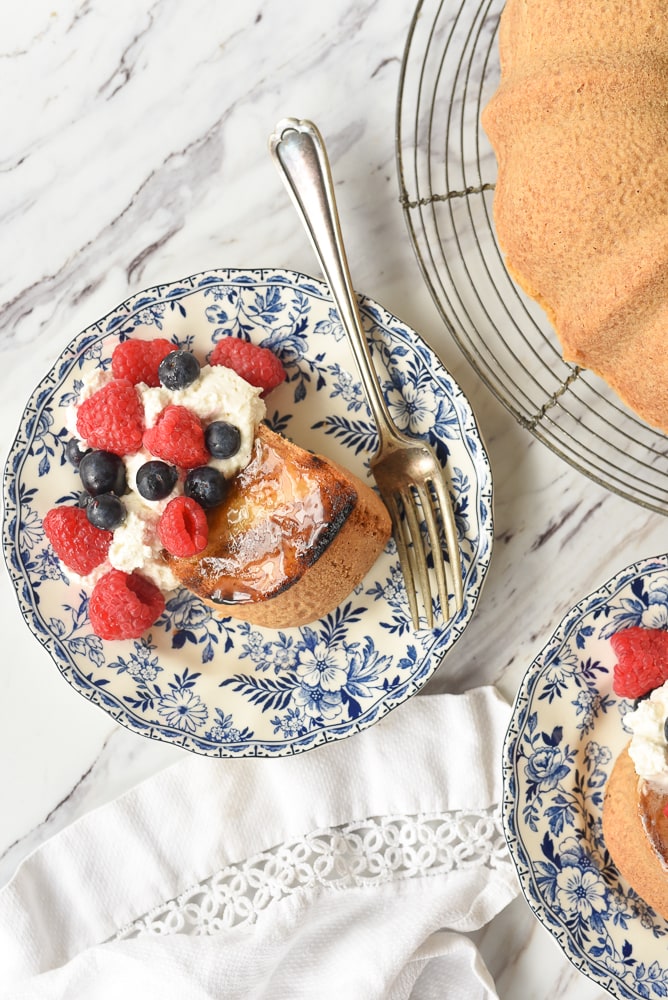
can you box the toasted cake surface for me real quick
[166,423,391,628]
[603,745,668,920]
[481,0,668,431]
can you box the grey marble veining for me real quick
[1,1,666,998]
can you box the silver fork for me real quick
[269,118,463,629]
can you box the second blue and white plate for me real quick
[504,554,668,999]
[3,267,492,757]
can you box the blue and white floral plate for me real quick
[3,267,492,758]
[504,554,668,999]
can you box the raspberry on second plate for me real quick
[611,626,668,698]
[210,337,286,397]
[76,379,145,455]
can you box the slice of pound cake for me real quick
[165,423,391,628]
[603,627,668,919]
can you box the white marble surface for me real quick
[1,1,666,997]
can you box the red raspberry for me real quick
[158,496,209,557]
[43,506,112,576]
[76,378,144,455]
[143,405,210,468]
[210,337,286,397]
[111,338,173,387]
[610,627,668,698]
[89,569,165,640]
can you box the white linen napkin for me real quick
[0,686,518,999]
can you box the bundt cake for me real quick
[165,423,392,628]
[482,0,668,432]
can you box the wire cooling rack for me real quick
[396,0,668,514]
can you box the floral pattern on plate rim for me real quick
[504,553,668,999]
[3,267,493,758]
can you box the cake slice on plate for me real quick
[165,423,392,628]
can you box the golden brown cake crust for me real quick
[481,0,668,432]
[603,745,668,920]
[166,424,391,628]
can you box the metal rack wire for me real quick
[396,0,668,514]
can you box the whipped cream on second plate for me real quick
[627,681,668,792]
[70,361,266,592]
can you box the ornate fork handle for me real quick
[269,118,404,456]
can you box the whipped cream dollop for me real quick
[627,681,668,793]
[69,362,266,592]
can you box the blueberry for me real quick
[158,349,200,390]
[136,460,178,501]
[184,466,228,509]
[77,490,92,509]
[86,493,126,530]
[65,438,91,468]
[80,450,127,497]
[205,420,241,459]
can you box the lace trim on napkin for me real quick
[114,807,509,940]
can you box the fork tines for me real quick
[389,477,463,630]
